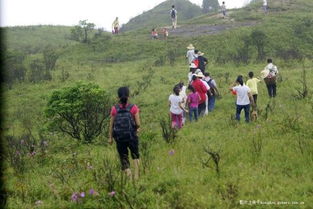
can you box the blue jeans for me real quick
[208,96,215,112]
[266,83,276,98]
[189,107,198,122]
[236,104,250,122]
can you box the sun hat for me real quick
[260,69,270,79]
[196,72,204,78]
[189,63,197,68]
[195,69,201,74]
[198,51,204,56]
[186,44,195,50]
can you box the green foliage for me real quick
[45,82,112,143]
[70,20,95,43]
[43,46,59,71]
[250,29,267,61]
[28,58,52,83]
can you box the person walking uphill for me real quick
[230,76,255,122]
[246,71,260,106]
[170,5,177,29]
[186,44,195,65]
[191,74,207,117]
[112,17,120,34]
[197,51,208,74]
[262,58,278,98]
[109,87,140,180]
[169,85,187,129]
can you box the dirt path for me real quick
[168,21,258,37]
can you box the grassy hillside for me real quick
[121,0,202,32]
[2,25,76,54]
[2,0,313,208]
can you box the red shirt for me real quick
[192,79,207,104]
[110,104,139,117]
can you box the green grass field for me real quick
[2,0,313,208]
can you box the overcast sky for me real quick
[1,0,250,30]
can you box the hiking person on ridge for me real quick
[221,2,227,18]
[170,5,178,29]
[109,87,141,180]
[112,17,120,34]
[263,0,268,13]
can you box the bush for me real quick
[45,82,112,143]
[28,58,52,83]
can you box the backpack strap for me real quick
[126,104,134,112]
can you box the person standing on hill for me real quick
[230,76,255,122]
[262,58,278,98]
[109,87,141,180]
[170,5,178,29]
[221,2,227,18]
[186,44,196,65]
[263,0,268,13]
[197,51,208,74]
[112,17,120,34]
[246,71,261,106]
[187,85,200,122]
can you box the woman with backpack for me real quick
[109,87,140,180]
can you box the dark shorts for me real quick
[116,138,139,170]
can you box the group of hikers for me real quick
[108,42,279,179]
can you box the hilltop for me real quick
[121,0,202,32]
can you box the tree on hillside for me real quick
[70,20,95,43]
[45,82,112,143]
[43,46,59,71]
[202,0,220,13]
[250,30,267,61]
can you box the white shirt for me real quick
[263,0,267,6]
[201,79,210,91]
[186,50,195,64]
[264,63,278,77]
[179,86,187,107]
[233,85,251,105]
[169,94,183,114]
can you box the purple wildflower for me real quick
[71,192,79,202]
[89,189,99,196]
[108,191,116,197]
[168,149,175,156]
[80,192,85,198]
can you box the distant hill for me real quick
[121,0,203,32]
[2,25,75,54]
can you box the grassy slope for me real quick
[3,0,313,208]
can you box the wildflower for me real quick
[20,140,25,144]
[89,189,99,196]
[30,151,36,157]
[87,162,93,170]
[168,149,175,156]
[80,192,85,198]
[35,200,43,205]
[15,151,21,155]
[108,191,116,197]
[71,192,79,202]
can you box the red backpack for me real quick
[192,58,199,68]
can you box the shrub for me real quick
[43,46,59,71]
[45,82,112,143]
[28,58,52,83]
[250,30,267,61]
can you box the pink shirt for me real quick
[110,104,139,117]
[187,92,200,108]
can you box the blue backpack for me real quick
[171,9,176,18]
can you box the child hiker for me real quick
[109,87,140,180]
[187,85,200,122]
[169,85,187,129]
[246,71,261,107]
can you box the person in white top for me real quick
[263,58,278,97]
[169,85,187,129]
[186,44,196,64]
[230,75,255,122]
[221,2,226,18]
[177,82,187,125]
[263,0,268,13]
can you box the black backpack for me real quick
[207,79,216,96]
[171,9,176,18]
[113,104,137,142]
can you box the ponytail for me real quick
[117,87,130,108]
